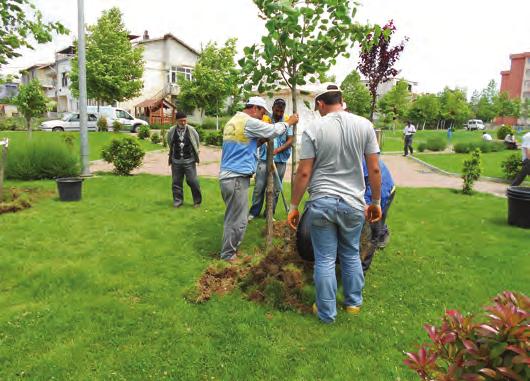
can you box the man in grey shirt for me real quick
[288,85,382,323]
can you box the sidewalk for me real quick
[90,147,509,197]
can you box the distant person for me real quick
[403,121,416,156]
[482,132,493,141]
[219,97,299,262]
[362,157,395,273]
[511,132,530,186]
[167,112,202,208]
[248,98,293,220]
[504,133,518,150]
[447,126,453,142]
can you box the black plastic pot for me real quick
[296,208,315,262]
[506,186,530,229]
[56,177,84,202]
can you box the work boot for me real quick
[193,203,200,209]
[344,305,361,315]
[173,201,183,208]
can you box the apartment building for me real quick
[498,51,530,125]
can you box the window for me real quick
[116,110,133,120]
[169,66,193,83]
[61,72,68,88]
[69,114,80,122]
[88,114,97,121]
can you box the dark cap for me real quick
[176,111,186,120]
[273,98,286,107]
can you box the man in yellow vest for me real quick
[219,97,299,261]
[248,98,293,220]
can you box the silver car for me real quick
[40,113,98,132]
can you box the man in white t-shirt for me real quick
[511,132,530,186]
[287,85,382,323]
[482,132,493,141]
[403,121,416,156]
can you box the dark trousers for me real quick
[362,190,396,273]
[512,159,530,186]
[404,135,414,156]
[171,161,202,204]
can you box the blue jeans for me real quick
[249,161,286,218]
[309,197,365,323]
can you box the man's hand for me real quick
[366,204,382,223]
[287,209,300,230]
[287,114,299,126]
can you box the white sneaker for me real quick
[248,214,255,222]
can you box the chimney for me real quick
[143,30,150,40]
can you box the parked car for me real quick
[465,119,485,130]
[87,106,149,132]
[40,113,98,132]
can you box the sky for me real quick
[2,0,529,96]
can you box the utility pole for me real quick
[78,0,90,176]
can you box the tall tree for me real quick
[70,7,144,106]
[340,70,371,118]
[493,92,520,119]
[475,95,497,122]
[408,93,440,129]
[0,0,67,66]
[438,87,472,128]
[239,0,370,248]
[178,38,239,118]
[357,20,407,121]
[377,79,411,129]
[13,79,49,137]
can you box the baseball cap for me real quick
[273,98,286,107]
[247,96,271,114]
[314,84,342,110]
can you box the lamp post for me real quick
[78,0,90,176]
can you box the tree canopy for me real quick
[178,38,239,116]
[408,93,440,128]
[0,0,68,66]
[340,70,371,118]
[70,7,144,105]
[14,79,49,136]
[377,79,411,127]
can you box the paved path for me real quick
[90,147,509,197]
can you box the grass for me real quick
[1,176,529,380]
[416,150,518,179]
[380,128,530,153]
[0,131,162,161]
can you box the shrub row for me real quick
[6,140,80,180]
[453,141,505,154]
[417,137,447,152]
[203,130,223,146]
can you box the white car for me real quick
[87,106,149,132]
[40,113,98,132]
[465,119,485,131]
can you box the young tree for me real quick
[377,79,411,129]
[408,93,440,129]
[341,70,371,118]
[357,20,408,121]
[70,7,144,107]
[239,0,369,248]
[521,98,530,127]
[13,79,49,137]
[0,0,68,66]
[178,38,239,119]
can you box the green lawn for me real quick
[0,176,528,380]
[380,128,529,153]
[0,131,162,160]
[415,150,524,179]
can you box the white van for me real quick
[87,106,149,132]
[465,119,485,131]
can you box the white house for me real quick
[361,77,417,100]
[19,63,56,100]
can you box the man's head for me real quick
[314,85,343,116]
[176,111,187,127]
[407,120,412,126]
[244,96,271,120]
[272,98,286,120]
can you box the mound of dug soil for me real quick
[186,220,378,314]
[0,188,32,214]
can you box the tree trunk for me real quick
[26,117,32,138]
[290,84,298,188]
[369,93,377,122]
[0,141,6,202]
[265,140,274,252]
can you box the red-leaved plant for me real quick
[404,291,529,381]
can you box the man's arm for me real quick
[287,158,314,229]
[274,136,294,155]
[365,152,382,222]
[245,114,298,140]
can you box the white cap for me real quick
[314,84,342,101]
[247,96,271,114]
